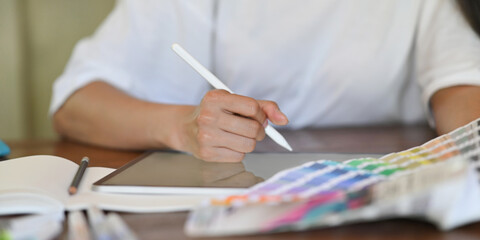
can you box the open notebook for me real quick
[0,155,209,215]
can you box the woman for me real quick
[51,0,480,162]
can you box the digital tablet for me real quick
[92,152,381,195]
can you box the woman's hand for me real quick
[177,90,288,162]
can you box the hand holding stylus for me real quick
[172,43,291,162]
[179,89,289,162]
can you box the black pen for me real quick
[69,157,89,195]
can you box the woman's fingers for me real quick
[217,113,266,141]
[258,100,289,126]
[189,89,287,162]
[203,90,268,125]
[195,127,256,155]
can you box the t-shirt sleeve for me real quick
[415,0,480,126]
[49,0,159,115]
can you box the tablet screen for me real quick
[92,152,381,195]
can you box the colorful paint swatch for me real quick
[187,118,480,237]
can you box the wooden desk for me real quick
[6,125,480,240]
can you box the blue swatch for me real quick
[0,139,10,157]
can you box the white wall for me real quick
[0,0,115,140]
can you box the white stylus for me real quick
[172,43,293,152]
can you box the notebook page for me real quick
[0,155,78,214]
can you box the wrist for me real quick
[149,104,195,152]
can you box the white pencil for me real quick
[68,211,91,240]
[172,43,293,152]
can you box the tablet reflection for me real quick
[199,161,264,188]
[103,152,264,189]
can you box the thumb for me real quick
[258,100,289,126]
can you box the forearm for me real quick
[431,85,480,135]
[53,81,194,150]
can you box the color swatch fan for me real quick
[185,118,480,237]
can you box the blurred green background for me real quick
[0,0,114,140]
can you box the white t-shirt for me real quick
[50,0,480,129]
